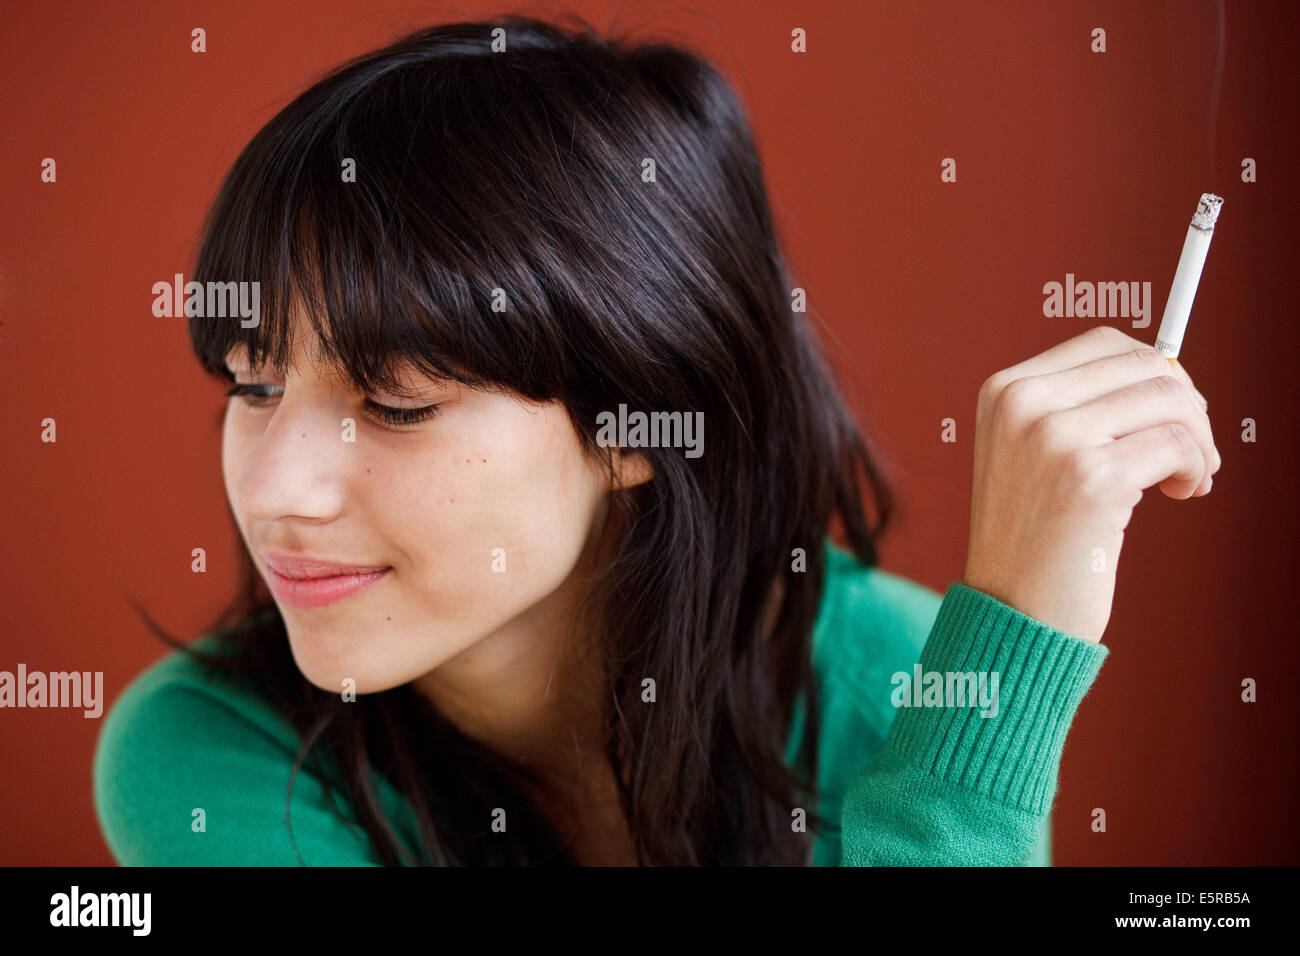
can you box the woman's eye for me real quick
[226,383,281,407]
[362,399,442,427]
[224,383,439,428]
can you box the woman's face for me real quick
[220,316,623,695]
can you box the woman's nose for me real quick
[233,394,352,524]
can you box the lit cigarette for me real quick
[1154,193,1223,367]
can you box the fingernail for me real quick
[1205,475,1213,492]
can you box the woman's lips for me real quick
[260,553,391,609]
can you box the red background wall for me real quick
[2,0,1296,865]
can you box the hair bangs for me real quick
[188,54,576,403]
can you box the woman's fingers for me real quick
[964,325,1219,644]
[1046,374,1220,497]
[1045,371,1216,502]
[1102,422,1210,499]
[1015,347,1196,412]
[997,344,1220,480]
[986,325,1209,411]
[988,325,1148,384]
[1167,357,1208,410]
[983,327,1219,499]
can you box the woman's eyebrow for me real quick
[311,340,335,366]
[222,351,279,379]
[223,344,249,366]
[371,372,447,399]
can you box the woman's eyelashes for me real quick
[224,383,441,428]
[361,398,442,426]
[225,383,280,406]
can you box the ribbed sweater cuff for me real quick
[885,583,1109,816]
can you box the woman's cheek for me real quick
[220,415,254,528]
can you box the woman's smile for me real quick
[260,551,392,609]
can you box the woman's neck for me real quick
[410,500,621,786]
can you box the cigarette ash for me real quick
[1191,193,1224,231]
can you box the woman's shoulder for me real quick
[806,539,962,751]
[814,540,945,681]
[94,632,302,780]
[92,631,385,866]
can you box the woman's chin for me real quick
[284,634,399,696]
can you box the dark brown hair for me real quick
[143,13,892,865]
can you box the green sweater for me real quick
[93,540,1109,866]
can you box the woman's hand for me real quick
[962,324,1221,644]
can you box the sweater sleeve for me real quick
[93,644,399,866]
[838,582,1109,866]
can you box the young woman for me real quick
[93,15,1219,866]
